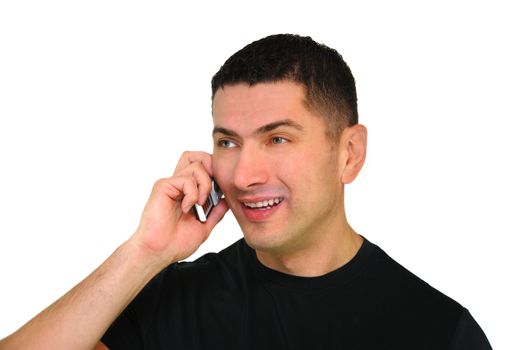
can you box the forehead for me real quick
[212,81,320,134]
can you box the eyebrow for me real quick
[212,118,304,138]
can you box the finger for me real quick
[176,162,212,205]
[174,151,213,176]
[177,177,200,213]
[155,176,199,213]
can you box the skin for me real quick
[212,81,367,276]
[0,152,228,350]
[0,81,367,350]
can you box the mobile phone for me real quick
[193,178,223,222]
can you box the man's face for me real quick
[212,81,347,254]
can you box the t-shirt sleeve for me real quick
[101,264,178,350]
[101,302,143,350]
[448,308,492,350]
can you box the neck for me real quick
[255,220,363,277]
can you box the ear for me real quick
[338,124,367,184]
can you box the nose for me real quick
[233,143,269,190]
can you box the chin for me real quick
[241,227,292,254]
[241,226,278,250]
[232,209,290,251]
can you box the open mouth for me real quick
[242,197,284,210]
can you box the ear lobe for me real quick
[339,124,367,184]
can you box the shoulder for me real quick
[179,238,246,276]
[365,247,492,348]
[361,240,467,343]
[150,238,249,291]
[367,241,463,310]
[449,308,492,349]
[125,239,248,320]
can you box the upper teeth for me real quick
[244,198,282,208]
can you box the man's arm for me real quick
[93,342,109,350]
[448,309,492,350]
[0,151,228,350]
[0,240,161,350]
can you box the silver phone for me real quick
[193,179,223,222]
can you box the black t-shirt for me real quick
[102,238,491,349]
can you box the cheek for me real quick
[211,157,228,187]
[271,152,308,178]
[273,152,319,197]
[283,151,339,194]
[284,146,335,176]
[212,155,237,197]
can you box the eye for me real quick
[217,139,238,148]
[271,136,288,145]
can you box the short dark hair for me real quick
[211,34,358,140]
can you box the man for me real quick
[0,34,491,349]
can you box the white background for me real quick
[1,1,521,348]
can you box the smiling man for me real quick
[211,81,365,276]
[0,34,491,350]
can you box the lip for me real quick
[237,195,283,203]
[237,196,284,222]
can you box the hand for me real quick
[130,151,229,267]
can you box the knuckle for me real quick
[153,178,167,188]
[201,179,212,192]
[182,190,198,205]
[189,192,199,202]
[186,175,197,186]
[181,150,197,160]
[180,176,197,193]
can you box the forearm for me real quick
[0,239,165,350]
[0,151,227,350]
